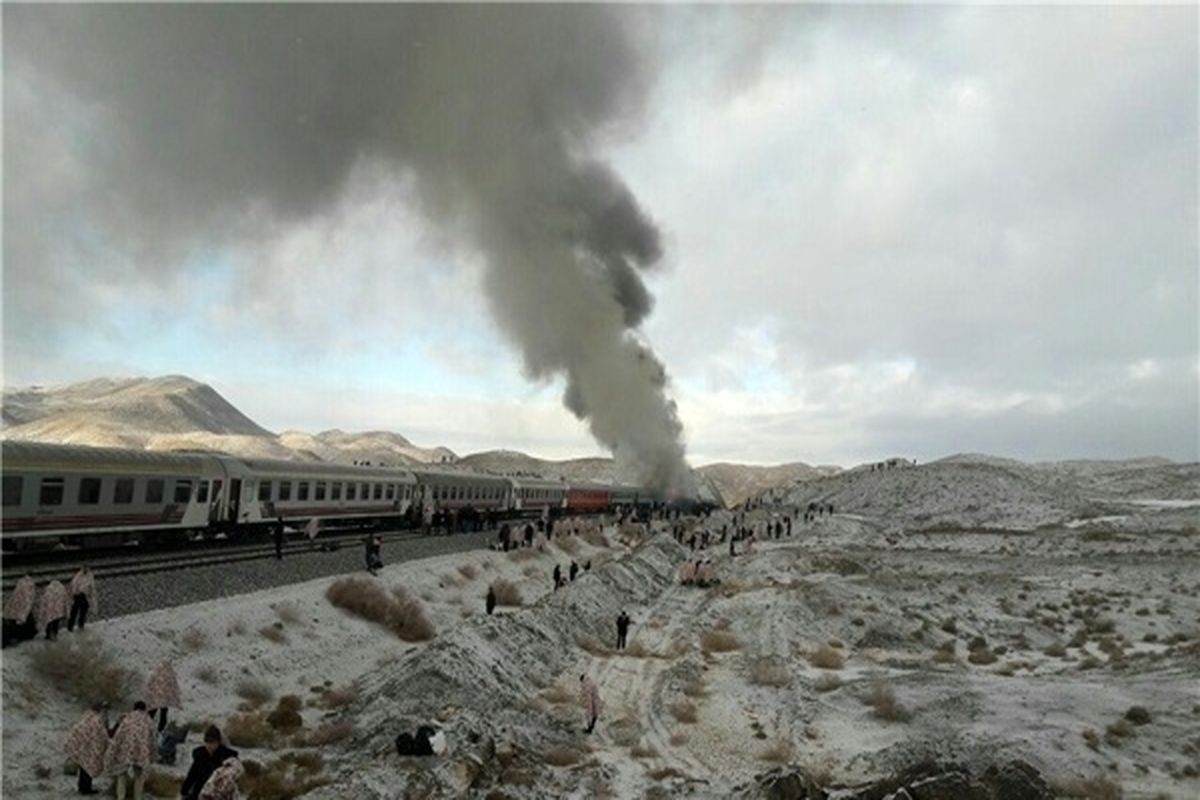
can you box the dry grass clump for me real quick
[1048,774,1122,800]
[259,623,289,645]
[143,768,182,797]
[194,664,220,685]
[868,683,912,722]
[700,629,741,654]
[266,695,304,731]
[808,646,845,670]
[508,547,540,561]
[540,683,575,706]
[670,701,699,724]
[236,679,275,709]
[648,766,688,781]
[31,637,132,708]
[457,563,478,581]
[273,603,304,625]
[748,655,791,687]
[967,646,998,665]
[325,577,435,641]
[490,579,523,607]
[241,753,330,800]
[630,742,659,759]
[224,711,274,748]
[227,619,248,637]
[760,736,795,763]
[541,746,585,767]
[555,536,582,556]
[581,527,610,548]
[1044,641,1068,658]
[931,640,959,664]
[682,679,709,699]
[669,731,690,747]
[313,685,357,710]
[607,717,642,748]
[814,673,842,693]
[294,722,352,746]
[180,627,209,652]
[576,635,613,657]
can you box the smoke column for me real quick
[5,5,695,494]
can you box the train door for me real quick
[228,479,241,523]
[209,479,224,525]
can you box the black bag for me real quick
[395,733,414,756]
[413,726,435,756]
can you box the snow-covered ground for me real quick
[4,504,1199,798]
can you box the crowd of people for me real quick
[3,566,98,648]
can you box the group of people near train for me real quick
[3,566,97,648]
[62,659,241,799]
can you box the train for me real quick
[0,440,660,549]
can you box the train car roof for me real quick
[0,439,220,471]
[409,466,512,484]
[508,475,568,489]
[229,456,416,481]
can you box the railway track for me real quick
[0,528,435,591]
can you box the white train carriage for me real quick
[1,441,224,546]
[215,457,417,529]
[409,467,511,513]
[508,476,568,514]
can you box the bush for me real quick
[760,737,794,763]
[325,577,436,641]
[555,537,581,556]
[1124,705,1152,725]
[1049,775,1122,800]
[31,637,132,708]
[576,635,612,656]
[295,722,352,747]
[541,746,585,767]
[314,686,357,710]
[266,696,304,731]
[181,627,209,652]
[670,701,698,724]
[808,646,844,670]
[260,624,289,645]
[700,629,741,654]
[630,742,659,759]
[143,768,182,798]
[490,579,523,607]
[457,564,478,581]
[240,753,330,800]
[967,647,998,665]
[748,655,791,687]
[580,528,610,548]
[236,679,275,709]
[224,712,274,748]
[868,683,912,722]
[814,674,841,693]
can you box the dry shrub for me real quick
[508,547,540,562]
[682,679,708,699]
[1044,642,1068,658]
[967,647,998,665]
[31,637,132,707]
[181,627,209,652]
[143,768,182,797]
[541,746,585,767]
[273,603,304,625]
[868,683,912,722]
[700,629,741,654]
[224,712,274,748]
[194,664,220,685]
[324,577,435,641]
[555,536,581,556]
[315,685,357,710]
[669,731,690,747]
[814,674,842,693]
[266,696,304,731]
[457,563,478,581]
[295,722,352,747]
[576,635,612,657]
[648,766,688,781]
[607,717,642,748]
[1048,774,1122,800]
[236,679,275,709]
[931,643,959,665]
[241,753,330,800]
[581,528,610,548]
[522,565,541,578]
[260,624,289,645]
[808,646,845,670]
[669,701,698,724]
[540,683,575,706]
[630,742,659,759]
[760,737,794,763]
[490,579,523,607]
[748,655,791,687]
[227,619,248,636]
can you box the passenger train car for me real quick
[0,441,662,550]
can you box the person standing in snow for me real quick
[37,579,69,640]
[68,566,97,632]
[552,564,563,591]
[105,702,155,800]
[486,586,497,616]
[65,703,110,795]
[364,534,383,575]
[523,523,534,549]
[146,660,181,733]
[615,611,630,650]
[579,674,601,733]
[3,574,38,647]
[569,561,579,582]
[273,518,285,560]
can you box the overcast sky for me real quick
[3,4,1197,467]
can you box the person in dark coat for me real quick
[365,535,383,575]
[180,726,238,800]
[552,564,562,590]
[615,611,630,650]
[273,518,285,560]
[523,523,534,548]
[569,561,579,582]
[486,587,496,616]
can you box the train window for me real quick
[279,481,292,501]
[196,482,209,503]
[331,482,342,501]
[173,480,192,504]
[145,479,164,504]
[315,482,326,501]
[386,484,395,500]
[3,476,23,506]
[373,484,383,500]
[297,482,309,501]
[359,483,368,501]
[77,477,102,505]
[258,481,272,501]
[346,483,356,500]
[39,477,65,506]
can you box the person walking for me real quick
[37,579,69,641]
[3,574,38,647]
[579,674,601,733]
[552,564,563,591]
[615,611,630,650]
[68,566,97,632]
[105,702,155,800]
[64,703,110,795]
[273,518,285,560]
[145,661,181,733]
[181,726,238,800]
[486,586,496,616]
